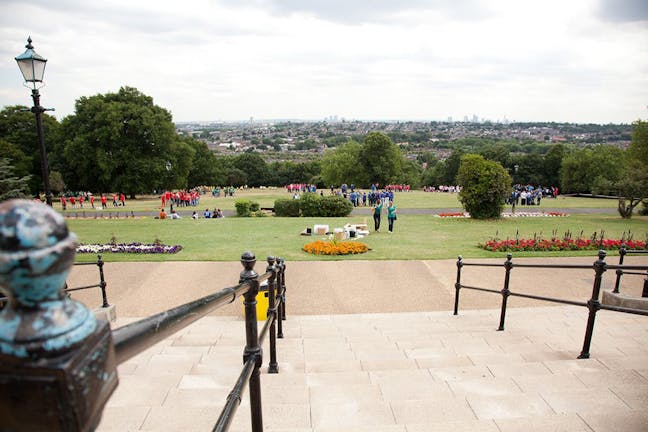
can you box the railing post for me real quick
[266,256,279,374]
[276,257,285,339]
[97,254,110,308]
[280,257,287,321]
[240,251,263,432]
[643,274,648,298]
[0,199,118,431]
[579,250,607,359]
[453,256,463,315]
[613,245,626,293]
[498,254,513,331]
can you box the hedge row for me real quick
[274,193,352,217]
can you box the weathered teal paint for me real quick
[0,199,96,358]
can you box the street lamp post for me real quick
[15,36,53,206]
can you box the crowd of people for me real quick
[508,185,559,206]
[423,185,461,193]
[59,192,126,210]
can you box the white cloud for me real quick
[0,0,646,123]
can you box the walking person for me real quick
[387,200,397,233]
[372,200,383,232]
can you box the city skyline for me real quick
[1,0,647,124]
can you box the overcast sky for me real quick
[1,0,647,124]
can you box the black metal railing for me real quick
[0,246,287,432]
[453,250,648,359]
[0,254,109,309]
[613,245,648,296]
[112,252,287,432]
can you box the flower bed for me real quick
[436,212,468,218]
[502,211,568,217]
[303,240,369,255]
[480,238,646,252]
[76,242,183,254]
[437,211,568,218]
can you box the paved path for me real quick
[66,256,648,432]
[69,256,647,318]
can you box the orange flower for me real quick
[303,240,369,255]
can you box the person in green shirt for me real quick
[387,201,397,233]
[372,201,383,232]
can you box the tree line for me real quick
[1,86,646,213]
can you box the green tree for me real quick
[60,87,179,196]
[629,120,648,165]
[560,145,626,194]
[0,106,60,195]
[440,149,464,185]
[457,154,511,219]
[510,153,546,185]
[360,132,403,186]
[0,158,31,201]
[320,140,367,187]
[184,137,216,187]
[232,153,269,187]
[543,143,566,187]
[479,142,510,167]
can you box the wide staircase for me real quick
[97,305,648,432]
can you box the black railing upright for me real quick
[453,250,648,359]
[0,254,109,309]
[0,199,288,432]
[613,245,648,296]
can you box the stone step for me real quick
[97,306,648,431]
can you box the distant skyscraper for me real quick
[472,114,479,123]
[463,115,469,123]
[447,116,453,123]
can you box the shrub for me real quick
[274,198,300,217]
[250,201,260,212]
[235,199,255,217]
[319,195,353,217]
[457,154,511,219]
[298,193,321,217]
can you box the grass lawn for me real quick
[53,189,620,214]
[68,212,647,263]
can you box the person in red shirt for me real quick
[90,195,95,208]
[119,193,126,206]
[101,194,107,209]
[69,196,76,208]
[78,195,84,208]
[60,196,67,211]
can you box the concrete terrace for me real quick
[68,257,648,432]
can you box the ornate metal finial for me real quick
[0,199,96,358]
[240,251,258,282]
[267,256,276,266]
[26,36,33,49]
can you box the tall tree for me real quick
[0,158,31,201]
[184,136,216,187]
[440,149,465,185]
[629,119,648,165]
[560,145,626,194]
[60,87,180,196]
[543,143,566,187]
[320,140,367,187]
[232,153,269,187]
[0,106,60,196]
[360,132,403,186]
